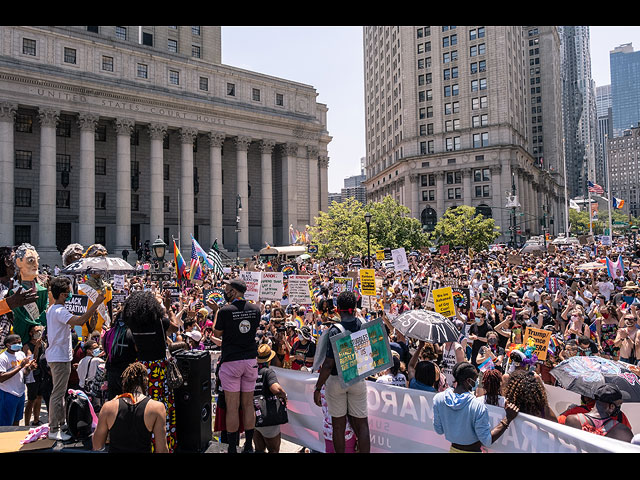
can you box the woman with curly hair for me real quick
[121,290,180,452]
[503,369,557,422]
[476,369,506,407]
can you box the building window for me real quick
[95,192,106,210]
[164,163,170,181]
[131,193,139,212]
[192,45,201,58]
[276,93,284,106]
[56,118,71,137]
[252,88,261,102]
[57,190,70,208]
[428,140,434,153]
[102,56,114,72]
[14,226,30,245]
[227,83,236,96]
[15,188,31,207]
[15,114,33,133]
[56,154,70,172]
[192,26,201,35]
[115,26,127,41]
[15,150,32,169]
[164,196,170,213]
[95,124,107,141]
[199,77,208,91]
[169,70,179,85]
[135,63,148,79]
[87,26,99,34]
[95,227,106,245]
[168,39,178,53]
[142,32,153,46]
[63,47,76,64]
[95,157,106,175]
[22,38,36,56]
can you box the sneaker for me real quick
[48,430,72,442]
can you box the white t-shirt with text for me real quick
[46,303,74,363]
[0,350,27,397]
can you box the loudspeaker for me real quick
[174,349,212,452]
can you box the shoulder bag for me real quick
[253,368,288,427]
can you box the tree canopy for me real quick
[428,205,500,253]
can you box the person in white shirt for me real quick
[77,339,105,390]
[596,275,615,302]
[46,276,104,442]
[0,334,36,426]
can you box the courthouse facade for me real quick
[0,26,330,265]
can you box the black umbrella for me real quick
[390,309,460,343]
[550,356,640,402]
[60,256,136,275]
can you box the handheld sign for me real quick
[65,294,89,315]
[329,318,393,388]
[432,286,455,317]
[359,269,376,296]
[240,271,262,302]
[288,275,313,304]
[524,327,552,361]
[260,272,284,301]
[391,247,410,271]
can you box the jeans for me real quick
[48,361,72,432]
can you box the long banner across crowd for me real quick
[274,368,640,453]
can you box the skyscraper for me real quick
[596,84,613,193]
[610,43,640,137]
[363,26,565,243]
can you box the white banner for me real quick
[239,271,261,302]
[274,368,640,453]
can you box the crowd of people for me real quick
[0,234,639,452]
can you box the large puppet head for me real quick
[84,244,108,258]
[0,247,16,279]
[14,243,39,282]
[62,243,84,267]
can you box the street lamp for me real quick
[364,212,372,267]
[235,194,242,265]
[151,236,167,271]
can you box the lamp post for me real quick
[235,194,242,266]
[151,236,167,272]
[364,212,372,267]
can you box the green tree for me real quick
[429,205,500,253]
[366,196,430,252]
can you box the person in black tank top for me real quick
[92,362,168,453]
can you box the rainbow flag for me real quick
[173,240,188,279]
[589,321,597,341]
[548,335,559,356]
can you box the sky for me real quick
[221,26,640,193]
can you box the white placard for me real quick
[288,275,312,304]
[391,247,410,271]
[240,270,261,302]
[113,274,125,291]
[259,271,284,301]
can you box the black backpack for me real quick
[65,391,94,440]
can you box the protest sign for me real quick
[523,327,552,361]
[164,286,180,302]
[432,286,455,317]
[507,254,522,265]
[281,264,297,277]
[376,250,385,261]
[440,245,449,255]
[425,278,441,309]
[64,294,89,315]
[391,247,409,271]
[329,318,392,388]
[260,271,284,301]
[113,274,125,290]
[240,270,261,302]
[359,269,376,296]
[112,293,127,305]
[451,287,470,309]
[288,275,313,304]
[204,288,225,306]
[545,277,564,294]
[332,277,353,297]
[307,244,318,254]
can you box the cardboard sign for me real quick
[432,286,455,317]
[329,318,393,388]
[391,247,410,271]
[376,250,385,261]
[280,264,297,277]
[425,278,441,309]
[239,271,261,302]
[545,277,564,294]
[204,288,226,306]
[524,327,552,361]
[308,244,318,254]
[288,275,313,304]
[507,254,522,265]
[112,293,127,305]
[260,272,284,301]
[113,274,125,290]
[333,277,353,296]
[451,287,470,309]
[359,269,377,296]
[64,294,89,315]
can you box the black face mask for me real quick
[223,291,234,303]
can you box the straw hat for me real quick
[257,343,276,363]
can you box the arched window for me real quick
[421,207,437,231]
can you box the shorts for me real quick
[256,424,281,439]
[0,390,25,426]
[26,381,44,401]
[219,359,259,393]
[325,375,368,419]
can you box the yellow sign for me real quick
[523,327,552,361]
[376,250,385,261]
[433,286,455,317]
[359,269,377,296]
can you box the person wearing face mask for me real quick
[76,339,105,391]
[432,361,519,453]
[45,276,104,442]
[213,277,262,453]
[564,384,634,442]
[0,334,37,426]
[468,309,493,368]
[290,326,316,371]
[23,324,46,426]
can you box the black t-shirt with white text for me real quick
[215,300,261,363]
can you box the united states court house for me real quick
[0,26,330,265]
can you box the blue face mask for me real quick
[9,343,22,352]
[92,349,102,357]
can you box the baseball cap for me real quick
[223,277,247,293]
[185,330,202,342]
[595,384,629,403]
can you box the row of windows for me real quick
[419,186,491,201]
[419,132,489,154]
[418,114,488,135]
[418,60,486,85]
[417,44,486,66]
[416,26,484,41]
[419,98,487,120]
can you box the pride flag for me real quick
[191,235,213,268]
[606,255,624,280]
[173,240,188,279]
[190,238,204,281]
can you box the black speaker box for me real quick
[174,349,212,452]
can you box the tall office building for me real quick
[608,125,640,217]
[559,26,599,197]
[596,84,614,193]
[0,26,331,265]
[610,43,640,137]
[363,26,565,243]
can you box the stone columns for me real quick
[148,123,167,243]
[281,143,299,242]
[409,174,420,218]
[436,172,445,217]
[235,136,252,251]
[260,140,276,247]
[318,154,329,213]
[462,167,472,205]
[208,132,225,249]
[37,108,60,257]
[0,102,17,246]
[179,127,198,256]
[77,112,99,247]
[307,145,319,226]
[114,118,134,253]
[490,165,502,221]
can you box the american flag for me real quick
[190,239,203,281]
[588,181,604,195]
[206,239,224,277]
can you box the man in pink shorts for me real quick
[213,278,261,453]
